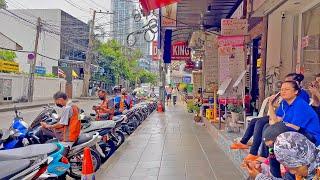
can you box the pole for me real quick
[27,17,41,102]
[82,10,96,97]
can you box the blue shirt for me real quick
[276,96,320,145]
[299,89,310,104]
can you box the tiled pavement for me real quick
[95,104,244,180]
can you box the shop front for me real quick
[253,0,320,92]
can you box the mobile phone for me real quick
[271,92,281,105]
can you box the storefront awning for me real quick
[173,0,243,42]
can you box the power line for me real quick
[64,0,91,13]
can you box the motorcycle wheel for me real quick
[99,141,116,162]
[68,149,101,179]
[113,131,125,148]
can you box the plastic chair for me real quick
[246,97,270,122]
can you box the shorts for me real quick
[167,94,172,100]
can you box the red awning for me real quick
[139,0,180,14]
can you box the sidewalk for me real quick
[95,104,244,180]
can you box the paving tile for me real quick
[159,167,186,176]
[137,161,161,168]
[131,167,160,176]
[158,175,186,180]
[130,176,158,180]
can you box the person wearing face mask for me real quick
[36,91,81,152]
[93,89,114,120]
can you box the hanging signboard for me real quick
[0,60,19,73]
[152,41,160,61]
[35,66,46,75]
[161,2,177,28]
[221,19,248,36]
[172,41,191,61]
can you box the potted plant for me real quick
[186,100,194,113]
[192,103,202,122]
[227,104,244,122]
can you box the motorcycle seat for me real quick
[0,144,57,161]
[73,133,92,146]
[0,159,31,179]
[81,121,115,133]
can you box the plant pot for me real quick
[231,112,240,123]
[194,114,202,122]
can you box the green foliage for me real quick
[44,73,57,78]
[97,39,157,86]
[0,0,7,9]
[0,50,16,61]
[227,104,244,113]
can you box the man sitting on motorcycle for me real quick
[93,89,114,120]
[114,88,131,116]
[37,91,81,152]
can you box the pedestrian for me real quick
[172,87,178,106]
[166,86,172,106]
[88,83,93,96]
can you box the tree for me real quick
[0,50,16,61]
[0,0,7,9]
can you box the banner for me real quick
[161,3,177,28]
[152,41,160,61]
[221,19,248,36]
[172,41,191,61]
[0,59,19,73]
[139,0,180,14]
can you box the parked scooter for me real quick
[3,106,104,179]
[0,143,70,180]
[80,110,126,149]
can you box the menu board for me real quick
[203,34,218,90]
[218,36,246,97]
[221,19,248,36]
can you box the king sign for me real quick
[172,41,191,61]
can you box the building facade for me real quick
[0,9,89,73]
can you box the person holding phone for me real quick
[309,73,320,118]
[231,73,310,162]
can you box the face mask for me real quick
[56,104,63,108]
[99,96,105,100]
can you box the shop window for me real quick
[302,3,320,84]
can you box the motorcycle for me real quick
[2,106,104,179]
[80,110,126,149]
[0,143,70,180]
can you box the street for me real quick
[0,99,99,129]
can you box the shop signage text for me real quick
[152,41,160,61]
[0,59,19,73]
[172,41,191,61]
[221,19,248,36]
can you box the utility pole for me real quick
[27,17,41,102]
[82,10,96,97]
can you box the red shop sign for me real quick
[139,0,180,14]
[152,41,160,61]
[172,41,191,61]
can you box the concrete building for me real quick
[0,9,89,73]
[0,32,23,51]
[111,0,152,70]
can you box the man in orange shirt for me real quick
[93,89,114,120]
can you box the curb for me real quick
[0,99,80,112]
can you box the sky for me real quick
[6,0,112,23]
